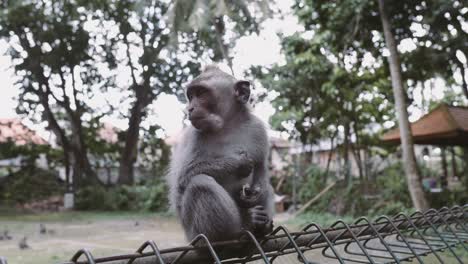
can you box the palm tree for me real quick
[377,0,429,211]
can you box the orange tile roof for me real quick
[382,104,468,146]
[0,118,48,145]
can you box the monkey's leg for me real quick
[181,174,242,241]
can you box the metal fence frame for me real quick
[1,205,467,264]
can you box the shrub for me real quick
[75,185,116,210]
[297,165,327,203]
[294,162,416,217]
[75,177,168,212]
[427,189,468,209]
[375,161,412,207]
[0,166,64,204]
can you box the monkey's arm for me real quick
[177,153,253,192]
[187,157,252,179]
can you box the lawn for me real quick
[0,211,185,264]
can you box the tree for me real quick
[287,0,466,210]
[0,1,104,188]
[101,0,273,184]
[0,0,201,186]
[254,35,394,185]
[377,0,429,210]
[98,0,200,184]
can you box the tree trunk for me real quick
[343,123,352,187]
[64,149,72,192]
[450,147,457,178]
[463,148,468,188]
[351,123,364,181]
[440,147,448,189]
[69,113,100,187]
[323,131,338,184]
[118,99,144,185]
[377,0,429,211]
[455,60,468,100]
[213,17,235,76]
[38,90,97,191]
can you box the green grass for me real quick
[0,209,182,264]
[287,211,355,228]
[417,246,468,263]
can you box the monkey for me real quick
[167,65,274,242]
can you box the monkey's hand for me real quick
[239,184,261,208]
[247,205,273,237]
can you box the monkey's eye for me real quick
[194,88,206,97]
[187,85,207,101]
[192,87,208,100]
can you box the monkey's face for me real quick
[186,83,225,132]
[185,68,251,133]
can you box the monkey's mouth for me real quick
[188,114,206,122]
[189,116,206,127]
[189,116,205,123]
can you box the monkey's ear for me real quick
[234,81,251,104]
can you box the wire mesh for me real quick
[27,205,468,264]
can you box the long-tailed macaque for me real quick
[167,66,274,242]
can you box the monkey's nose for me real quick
[187,106,194,113]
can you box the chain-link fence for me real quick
[66,205,467,264]
[2,205,467,264]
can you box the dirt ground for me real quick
[0,213,187,264]
[0,212,296,264]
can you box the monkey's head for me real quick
[185,65,251,133]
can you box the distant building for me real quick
[0,118,47,145]
[0,118,49,176]
[382,104,468,190]
[289,140,376,181]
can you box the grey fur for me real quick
[167,66,274,241]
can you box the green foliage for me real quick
[292,159,466,218]
[0,167,64,204]
[290,162,417,217]
[253,34,394,146]
[0,0,203,185]
[427,189,468,209]
[167,0,272,64]
[297,165,327,203]
[368,201,413,217]
[75,178,168,212]
[288,211,355,227]
[375,162,412,207]
[292,0,468,102]
[137,125,171,174]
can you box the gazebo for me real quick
[382,104,468,146]
[382,104,468,188]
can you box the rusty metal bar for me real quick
[63,205,468,264]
